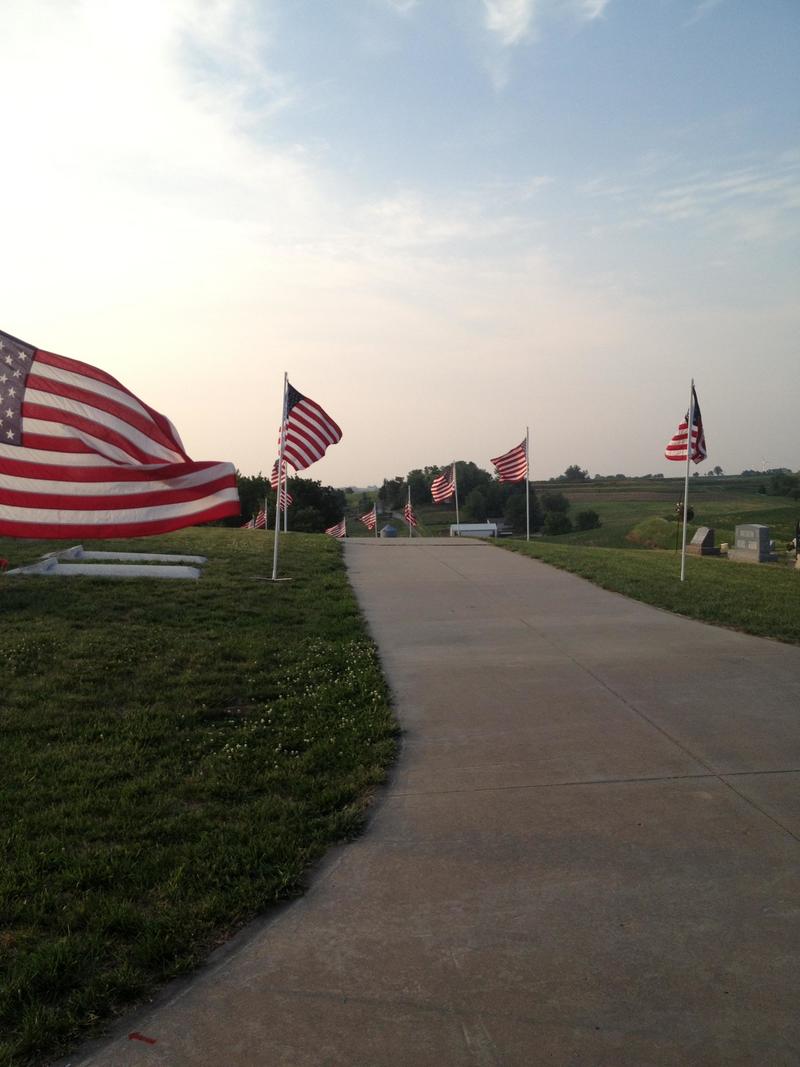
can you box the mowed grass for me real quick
[495,539,800,644]
[0,528,397,1067]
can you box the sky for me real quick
[1,0,798,486]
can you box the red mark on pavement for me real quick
[128,1031,158,1045]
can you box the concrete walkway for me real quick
[75,540,800,1066]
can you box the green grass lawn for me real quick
[494,539,800,644]
[0,529,397,1067]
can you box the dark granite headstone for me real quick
[686,526,720,556]
[728,524,775,563]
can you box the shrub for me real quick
[544,512,573,535]
[575,509,601,531]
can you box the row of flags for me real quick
[0,323,708,584]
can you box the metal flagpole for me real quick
[453,462,460,528]
[264,494,268,534]
[679,379,695,583]
[525,426,530,542]
[272,372,288,581]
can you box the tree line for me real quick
[377,463,600,535]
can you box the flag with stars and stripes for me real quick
[271,460,294,509]
[325,518,347,538]
[431,465,455,503]
[0,327,239,538]
[403,500,417,528]
[279,382,342,471]
[254,509,266,529]
[665,385,707,464]
[491,439,528,483]
[359,504,377,530]
[241,516,256,529]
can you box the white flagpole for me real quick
[680,379,695,583]
[453,461,460,528]
[525,426,530,542]
[264,494,268,533]
[272,372,288,581]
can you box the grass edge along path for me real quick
[0,529,398,1067]
[493,539,800,645]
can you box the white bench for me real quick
[449,523,498,538]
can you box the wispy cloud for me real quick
[684,0,724,28]
[483,0,536,46]
[581,154,800,244]
[379,0,419,13]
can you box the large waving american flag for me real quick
[491,439,528,482]
[280,382,342,471]
[431,465,455,503]
[665,385,707,463]
[0,328,239,538]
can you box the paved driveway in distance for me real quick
[75,539,800,1067]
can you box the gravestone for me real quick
[686,526,720,556]
[727,524,776,564]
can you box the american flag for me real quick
[325,517,347,538]
[665,386,707,463]
[279,382,342,471]
[241,516,255,529]
[359,504,377,530]
[254,508,266,529]
[431,465,455,503]
[491,439,527,482]
[0,328,239,538]
[403,500,417,527]
[271,460,293,509]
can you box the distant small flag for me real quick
[254,508,266,529]
[403,500,417,528]
[271,460,293,509]
[241,516,255,529]
[325,517,347,538]
[491,439,528,483]
[279,383,342,471]
[359,504,377,530]
[0,327,239,538]
[665,386,707,463]
[431,465,455,503]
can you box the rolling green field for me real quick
[0,529,397,1067]
[547,477,798,550]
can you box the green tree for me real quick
[560,464,589,482]
[575,509,601,531]
[540,490,570,514]
[464,488,488,521]
[544,512,573,535]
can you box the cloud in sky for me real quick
[483,0,536,46]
